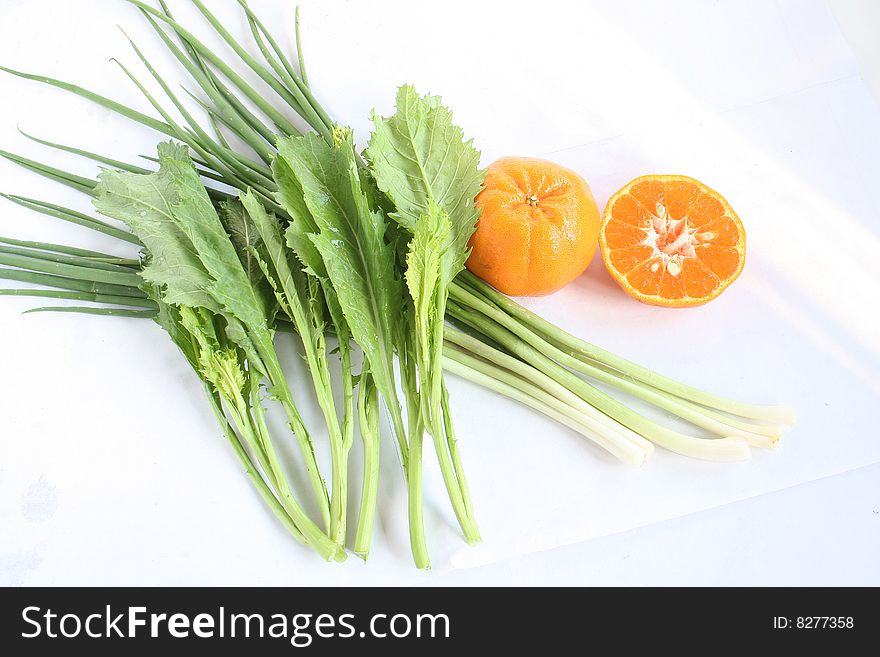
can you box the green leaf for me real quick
[223,315,268,377]
[95,142,270,334]
[405,201,452,441]
[272,154,326,280]
[369,88,482,541]
[173,304,249,402]
[94,145,218,311]
[239,189,308,326]
[366,85,484,276]
[217,197,274,311]
[274,131,406,446]
[274,152,351,348]
[153,144,269,330]
[405,200,451,330]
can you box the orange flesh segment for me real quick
[600,175,745,307]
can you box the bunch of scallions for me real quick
[0,0,794,568]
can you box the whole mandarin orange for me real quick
[467,157,601,296]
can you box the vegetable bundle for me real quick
[0,0,794,567]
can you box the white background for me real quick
[1,0,878,585]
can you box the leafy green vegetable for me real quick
[368,87,484,544]
[94,142,335,546]
[272,150,364,552]
[274,129,428,562]
[240,189,352,546]
[276,131,407,454]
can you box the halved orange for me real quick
[600,175,745,307]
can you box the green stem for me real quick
[339,333,356,542]
[117,35,275,180]
[18,128,153,175]
[188,0,330,139]
[226,388,341,561]
[0,148,95,196]
[204,387,307,545]
[353,370,380,559]
[313,333,347,547]
[400,328,429,568]
[0,234,133,261]
[127,0,302,138]
[0,65,175,136]
[456,271,794,424]
[0,268,147,299]
[422,299,479,543]
[407,423,429,570]
[0,244,137,274]
[444,325,653,465]
[256,335,331,531]
[109,57,268,200]
[340,341,356,452]
[441,352,651,466]
[0,252,142,287]
[0,193,142,245]
[240,1,334,134]
[294,6,311,89]
[294,312,345,546]
[145,5,278,147]
[440,380,477,531]
[452,282,782,446]
[23,305,155,319]
[579,358,783,448]
[245,373,280,493]
[0,288,157,309]
[447,297,751,462]
[276,285,346,544]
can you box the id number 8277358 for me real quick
[773,617,854,629]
